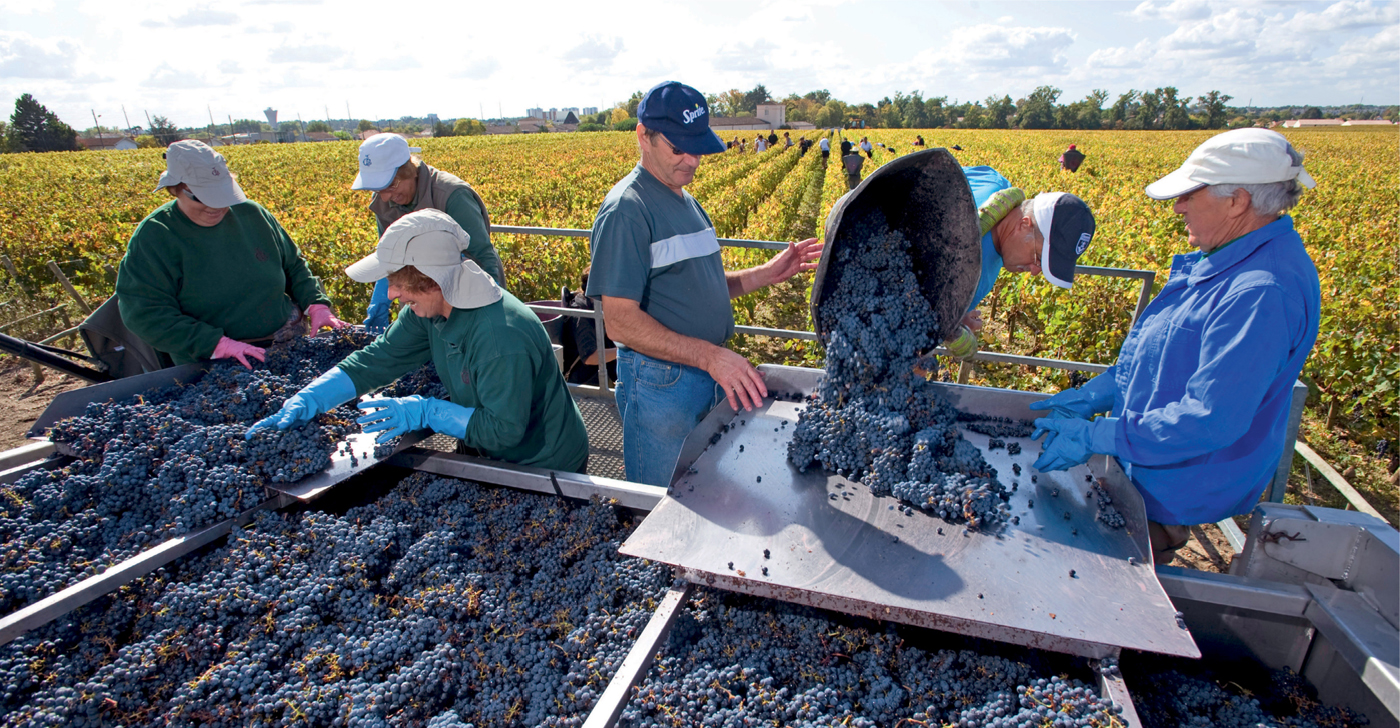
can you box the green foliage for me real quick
[149,116,179,146]
[6,93,81,153]
[305,120,331,133]
[134,135,160,149]
[612,118,638,132]
[576,123,609,132]
[453,118,487,136]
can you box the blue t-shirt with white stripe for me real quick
[587,165,735,346]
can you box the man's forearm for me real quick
[726,262,774,299]
[603,298,721,371]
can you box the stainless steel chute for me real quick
[621,365,1201,660]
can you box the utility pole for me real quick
[144,109,153,131]
[121,105,131,132]
[208,105,216,140]
[91,109,102,145]
[346,101,352,128]
[296,113,307,142]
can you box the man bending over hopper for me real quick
[587,81,823,487]
[942,166,1096,359]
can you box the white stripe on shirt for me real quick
[650,228,720,269]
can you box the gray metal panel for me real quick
[389,450,667,512]
[26,362,207,437]
[1304,582,1400,722]
[623,365,1198,659]
[1268,380,1309,502]
[582,583,694,728]
[267,429,431,502]
[1156,566,1312,617]
[0,495,287,646]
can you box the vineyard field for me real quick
[0,128,1394,518]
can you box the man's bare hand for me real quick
[766,238,823,285]
[960,309,984,333]
[705,347,768,412]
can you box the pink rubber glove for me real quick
[211,336,266,369]
[306,304,347,333]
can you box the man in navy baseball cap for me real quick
[636,81,727,157]
[586,80,823,486]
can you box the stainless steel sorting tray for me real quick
[621,364,1201,660]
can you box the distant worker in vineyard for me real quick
[755,134,767,152]
[1028,128,1320,562]
[249,210,588,473]
[1060,144,1086,173]
[941,165,1097,359]
[859,136,873,159]
[116,140,347,369]
[767,130,779,148]
[784,132,793,149]
[587,81,823,486]
[819,135,831,160]
[352,133,504,333]
[842,149,865,190]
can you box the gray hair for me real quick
[1207,178,1306,217]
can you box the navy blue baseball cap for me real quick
[637,81,726,156]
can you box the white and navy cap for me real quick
[346,209,501,310]
[352,133,422,191]
[1031,192,1096,289]
[1145,128,1315,200]
[154,140,247,208]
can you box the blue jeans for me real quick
[615,348,722,487]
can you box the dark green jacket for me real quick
[338,291,588,472]
[116,200,330,364]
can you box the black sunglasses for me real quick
[183,189,201,204]
[661,136,692,157]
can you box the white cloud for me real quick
[712,39,778,72]
[910,24,1076,77]
[0,31,80,79]
[1131,0,1213,21]
[561,36,623,70]
[0,0,55,14]
[450,57,500,80]
[268,43,346,63]
[1282,0,1399,33]
[170,7,239,27]
[219,60,242,74]
[142,62,212,89]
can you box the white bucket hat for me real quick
[346,210,502,309]
[352,133,421,191]
[1145,128,1315,200]
[154,140,247,208]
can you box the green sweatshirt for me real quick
[337,291,588,472]
[116,200,331,364]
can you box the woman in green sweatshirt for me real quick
[249,210,588,473]
[116,140,346,367]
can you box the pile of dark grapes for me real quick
[788,210,1011,528]
[0,470,1365,727]
[0,473,671,727]
[0,330,443,615]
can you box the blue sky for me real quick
[1,0,1396,129]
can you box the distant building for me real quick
[788,121,816,131]
[305,131,339,142]
[709,116,771,132]
[756,103,786,129]
[1281,119,1344,127]
[79,135,138,151]
[1342,119,1394,126]
[485,124,517,135]
[359,129,382,140]
[527,108,546,120]
[563,111,579,125]
[582,107,598,116]
[517,118,548,133]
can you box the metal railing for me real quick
[500,224,1157,393]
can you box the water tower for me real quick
[264,108,278,126]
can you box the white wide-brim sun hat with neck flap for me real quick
[346,209,501,310]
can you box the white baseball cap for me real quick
[346,209,501,310]
[154,140,247,208]
[1145,128,1315,200]
[352,133,422,191]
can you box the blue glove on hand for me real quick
[363,278,392,333]
[1028,374,1118,421]
[246,367,357,439]
[1030,416,1120,472]
[356,396,475,444]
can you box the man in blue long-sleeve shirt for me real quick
[1029,129,1321,562]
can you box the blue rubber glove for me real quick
[363,278,392,333]
[1030,416,1119,472]
[1028,374,1118,421]
[246,367,357,438]
[356,395,475,444]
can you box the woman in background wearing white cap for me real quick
[352,133,504,332]
[1028,129,1321,563]
[116,140,346,368]
[248,210,588,473]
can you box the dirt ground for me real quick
[1164,522,1237,573]
[0,359,88,450]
